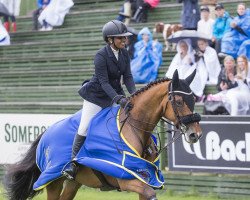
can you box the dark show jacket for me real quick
[216,67,238,91]
[78,44,136,108]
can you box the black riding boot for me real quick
[63,134,86,180]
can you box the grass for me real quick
[1,186,250,200]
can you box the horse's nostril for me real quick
[189,133,198,142]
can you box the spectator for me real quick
[197,6,214,39]
[32,0,51,31]
[0,0,21,32]
[200,0,217,19]
[126,27,139,59]
[177,0,200,30]
[131,27,162,83]
[235,55,250,88]
[212,3,232,53]
[226,55,250,115]
[166,39,194,79]
[117,0,132,25]
[165,39,206,99]
[220,3,250,58]
[238,39,250,61]
[38,0,74,31]
[207,55,250,115]
[216,55,237,92]
[0,20,10,45]
[195,38,221,84]
[131,0,160,23]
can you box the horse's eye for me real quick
[176,100,184,107]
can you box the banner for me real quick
[0,113,69,164]
[168,116,250,174]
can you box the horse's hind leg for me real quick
[117,179,157,200]
[46,178,64,200]
[59,180,81,200]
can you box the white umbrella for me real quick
[167,30,211,43]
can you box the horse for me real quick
[4,70,202,200]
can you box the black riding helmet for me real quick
[102,20,132,42]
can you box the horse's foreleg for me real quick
[139,194,158,200]
[59,180,81,200]
[117,179,157,200]
[46,178,64,200]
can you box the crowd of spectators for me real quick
[163,2,249,116]
[0,0,73,34]
[124,1,250,115]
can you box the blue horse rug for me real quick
[34,106,164,190]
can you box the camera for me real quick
[194,49,203,62]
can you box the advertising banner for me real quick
[0,113,69,164]
[168,116,250,174]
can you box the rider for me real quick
[63,20,136,180]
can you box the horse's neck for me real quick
[122,82,169,156]
[131,82,168,128]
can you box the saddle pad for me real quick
[34,106,164,190]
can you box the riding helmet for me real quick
[102,20,132,42]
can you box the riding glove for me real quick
[114,95,133,112]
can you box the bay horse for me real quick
[4,70,202,200]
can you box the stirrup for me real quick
[62,162,78,180]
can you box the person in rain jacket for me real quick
[237,39,250,61]
[212,3,232,53]
[177,0,200,30]
[0,20,10,45]
[130,27,162,83]
[220,3,250,58]
[165,39,207,100]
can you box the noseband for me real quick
[164,82,201,133]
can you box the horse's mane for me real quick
[130,77,171,98]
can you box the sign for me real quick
[0,113,69,164]
[168,116,250,174]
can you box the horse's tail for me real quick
[4,133,44,200]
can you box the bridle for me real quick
[110,80,201,155]
[163,81,201,133]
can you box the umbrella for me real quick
[0,2,10,16]
[167,30,211,43]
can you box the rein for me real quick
[120,114,184,156]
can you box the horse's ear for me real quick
[172,69,180,90]
[185,69,196,85]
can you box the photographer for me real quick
[217,55,238,91]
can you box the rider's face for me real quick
[113,36,127,49]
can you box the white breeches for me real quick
[77,100,102,136]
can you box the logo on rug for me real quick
[136,168,150,182]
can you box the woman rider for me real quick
[63,20,136,180]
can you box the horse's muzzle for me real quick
[188,132,202,143]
